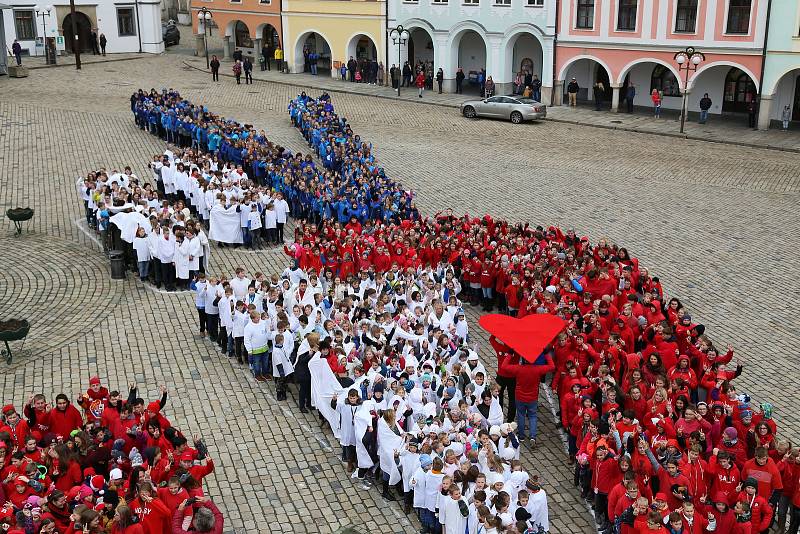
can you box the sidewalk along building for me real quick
[759,0,800,129]
[190,0,281,62]
[2,0,163,57]
[388,0,556,99]
[281,0,385,77]
[554,0,767,116]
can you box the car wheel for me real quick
[510,111,523,124]
[462,106,476,119]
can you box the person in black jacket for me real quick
[436,68,444,94]
[347,56,357,82]
[402,62,412,87]
[567,78,579,106]
[455,67,465,94]
[293,333,319,413]
[699,93,712,124]
[210,55,220,82]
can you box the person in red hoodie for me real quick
[707,450,741,506]
[644,445,692,512]
[1,405,30,450]
[700,492,736,533]
[732,500,753,534]
[673,500,716,534]
[49,394,85,441]
[76,376,109,423]
[591,444,622,532]
[680,444,710,504]
[737,477,772,533]
[111,504,145,534]
[498,352,555,445]
[741,446,783,507]
[128,481,171,534]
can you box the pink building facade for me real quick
[554,0,768,115]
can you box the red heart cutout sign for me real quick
[479,313,566,364]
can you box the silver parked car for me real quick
[460,96,547,123]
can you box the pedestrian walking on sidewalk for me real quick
[233,60,242,84]
[99,33,107,56]
[243,57,253,84]
[12,40,22,66]
[415,71,425,98]
[210,55,220,81]
[593,81,604,111]
[651,89,662,118]
[567,78,579,106]
[625,84,636,113]
[699,93,712,124]
[455,67,465,94]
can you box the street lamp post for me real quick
[674,46,705,134]
[34,5,53,61]
[388,24,409,97]
[198,7,212,69]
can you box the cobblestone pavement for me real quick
[1,53,799,534]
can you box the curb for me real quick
[27,54,154,71]
[182,60,800,155]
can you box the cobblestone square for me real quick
[0,52,798,534]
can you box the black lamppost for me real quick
[389,24,409,97]
[198,7,212,69]
[674,46,705,134]
[34,5,52,61]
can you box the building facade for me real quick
[190,0,281,61]
[759,0,800,128]
[554,0,768,115]
[2,0,163,57]
[281,0,385,77]
[388,0,556,98]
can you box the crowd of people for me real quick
[0,379,222,534]
[68,88,800,534]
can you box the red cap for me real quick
[89,376,101,385]
[2,404,15,414]
[147,401,160,413]
[179,451,194,462]
[14,476,27,485]
[655,492,668,501]
[90,475,105,490]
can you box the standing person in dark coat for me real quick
[699,93,712,124]
[530,74,542,102]
[390,64,399,89]
[402,61,412,87]
[261,44,270,71]
[567,78,579,106]
[436,68,444,94]
[293,333,321,413]
[625,83,636,113]
[347,56,357,82]
[455,67,465,94]
[210,55,220,82]
[11,40,22,65]
[243,57,253,84]
[747,96,758,128]
[99,33,107,56]
[91,29,100,55]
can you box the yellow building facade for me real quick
[281,0,386,77]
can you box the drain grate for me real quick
[610,120,622,124]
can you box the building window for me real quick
[617,0,637,30]
[259,0,270,4]
[576,0,594,29]
[432,0,448,4]
[650,65,681,97]
[14,10,36,40]
[675,0,697,32]
[526,0,544,5]
[726,0,751,34]
[495,0,511,5]
[463,0,479,5]
[117,7,136,36]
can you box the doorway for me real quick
[722,67,755,113]
[62,12,92,53]
[793,76,800,121]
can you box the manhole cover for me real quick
[610,120,622,124]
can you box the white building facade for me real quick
[388,0,556,99]
[3,0,163,59]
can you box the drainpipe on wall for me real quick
[758,0,772,97]
[552,0,559,106]
[384,0,389,73]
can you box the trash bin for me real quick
[110,250,126,280]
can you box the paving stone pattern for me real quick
[0,54,798,534]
